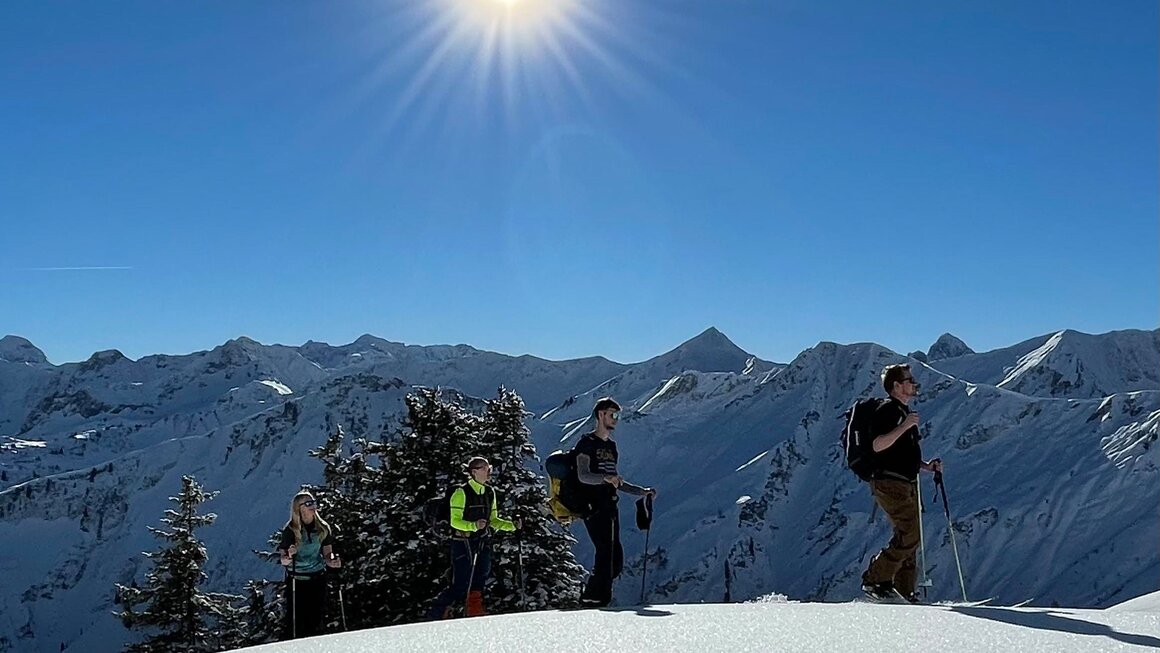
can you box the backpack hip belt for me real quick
[876,470,915,483]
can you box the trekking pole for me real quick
[332,556,347,632]
[637,494,654,605]
[611,513,617,605]
[465,549,479,616]
[915,478,932,595]
[290,555,297,639]
[515,527,526,609]
[509,443,527,609]
[639,524,651,605]
[464,532,485,616]
[935,471,968,602]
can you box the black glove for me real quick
[635,494,654,531]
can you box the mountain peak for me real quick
[649,327,755,373]
[908,350,929,363]
[229,335,262,347]
[0,335,48,365]
[674,327,745,356]
[353,334,395,349]
[210,337,263,368]
[78,348,129,372]
[927,333,974,361]
[686,326,730,345]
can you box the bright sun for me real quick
[463,0,557,29]
[355,0,645,140]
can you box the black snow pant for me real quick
[284,571,327,639]
[581,503,623,606]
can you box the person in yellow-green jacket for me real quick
[428,456,521,619]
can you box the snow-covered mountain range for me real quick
[0,327,1156,653]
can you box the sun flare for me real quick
[458,0,564,35]
[348,0,662,144]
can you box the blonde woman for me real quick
[278,491,341,638]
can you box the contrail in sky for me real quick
[22,266,134,271]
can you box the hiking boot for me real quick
[466,591,486,617]
[861,581,896,602]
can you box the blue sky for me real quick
[1,0,1156,365]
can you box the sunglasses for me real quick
[300,500,316,508]
[608,410,621,420]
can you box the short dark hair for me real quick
[592,397,620,416]
[881,364,912,394]
[466,456,489,472]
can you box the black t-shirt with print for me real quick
[573,432,619,504]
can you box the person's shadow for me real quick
[558,605,674,617]
[626,606,674,618]
[952,607,1160,649]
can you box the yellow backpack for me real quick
[545,449,583,524]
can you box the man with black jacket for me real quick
[861,363,942,603]
[572,397,655,607]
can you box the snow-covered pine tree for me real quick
[114,475,241,653]
[232,579,282,647]
[478,387,584,611]
[317,436,385,630]
[297,388,485,627]
[371,387,486,623]
[293,415,410,630]
[304,424,373,633]
[302,386,583,627]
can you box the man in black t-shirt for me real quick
[572,397,655,607]
[861,364,942,603]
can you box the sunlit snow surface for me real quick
[238,599,1160,653]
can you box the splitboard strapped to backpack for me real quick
[840,397,886,482]
[545,449,586,524]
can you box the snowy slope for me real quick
[1110,590,1160,613]
[536,327,780,442]
[0,339,320,489]
[234,600,1160,653]
[0,327,1156,653]
[929,329,1159,399]
[0,373,416,653]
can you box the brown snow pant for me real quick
[863,478,920,596]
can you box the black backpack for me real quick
[545,449,576,483]
[423,483,494,532]
[840,397,885,482]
